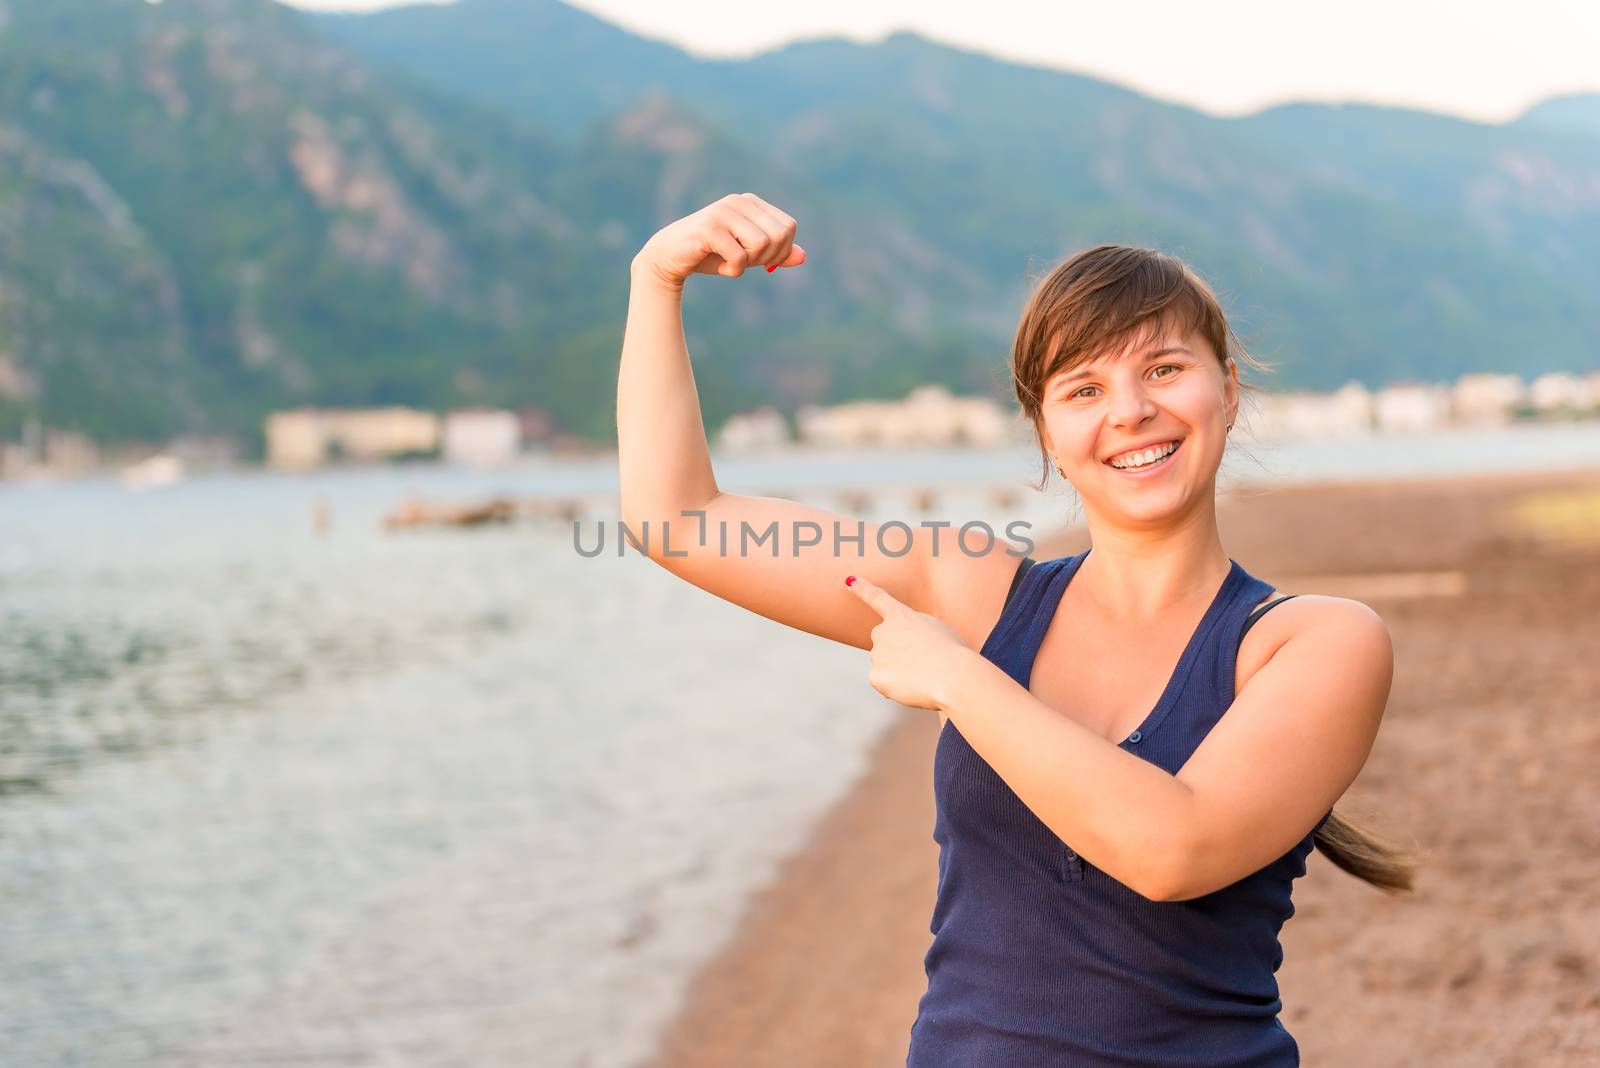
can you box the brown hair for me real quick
[1012,244,1270,492]
[1011,244,1420,895]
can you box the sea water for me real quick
[2,420,1597,1066]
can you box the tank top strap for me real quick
[979,550,1088,685]
[1148,562,1280,770]
[1200,564,1279,705]
[1002,555,1036,611]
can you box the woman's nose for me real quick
[1107,381,1157,427]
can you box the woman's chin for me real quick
[1096,483,1193,525]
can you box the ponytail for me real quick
[1313,807,1422,893]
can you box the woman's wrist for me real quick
[934,646,999,714]
[629,255,686,296]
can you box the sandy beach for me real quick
[641,465,1600,1067]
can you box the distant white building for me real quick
[1585,371,1600,408]
[120,454,185,490]
[915,385,1019,447]
[266,407,440,469]
[796,385,1018,448]
[443,409,521,466]
[715,406,790,452]
[42,428,102,473]
[1251,381,1373,438]
[1,427,101,477]
[1528,372,1596,413]
[1373,382,1451,433]
[1452,373,1526,424]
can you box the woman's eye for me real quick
[1152,364,1180,378]
[1071,386,1100,399]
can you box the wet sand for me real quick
[640,466,1600,1068]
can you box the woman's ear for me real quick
[1223,357,1240,425]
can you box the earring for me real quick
[1227,423,1234,434]
[1053,458,1066,478]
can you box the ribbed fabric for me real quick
[907,549,1332,1067]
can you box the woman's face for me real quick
[1038,324,1239,528]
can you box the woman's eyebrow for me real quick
[1054,345,1193,385]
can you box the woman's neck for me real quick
[1074,507,1231,624]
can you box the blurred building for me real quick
[0,444,26,479]
[715,406,791,452]
[443,409,521,466]
[796,385,1020,447]
[1373,381,1451,432]
[1452,373,1527,424]
[42,429,101,474]
[1251,381,1373,437]
[119,454,185,490]
[0,426,100,478]
[1528,372,1597,413]
[265,407,440,469]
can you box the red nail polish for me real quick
[844,575,857,587]
[766,264,779,272]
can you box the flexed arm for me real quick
[618,193,805,546]
[616,193,1019,651]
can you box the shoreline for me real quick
[10,422,1600,493]
[639,463,1600,1068]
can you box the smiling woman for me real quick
[617,200,1416,1067]
[885,246,1417,1066]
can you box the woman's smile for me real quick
[1103,438,1183,478]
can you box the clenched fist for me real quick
[631,192,807,289]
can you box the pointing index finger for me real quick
[844,574,901,617]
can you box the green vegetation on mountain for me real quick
[1,0,1596,452]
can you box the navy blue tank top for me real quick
[907,549,1332,1067]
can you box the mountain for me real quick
[0,0,1022,449]
[2,0,1598,453]
[1517,93,1600,138]
[1233,101,1600,295]
[312,0,712,142]
[0,0,639,445]
[317,2,1600,391]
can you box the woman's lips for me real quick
[1104,439,1182,475]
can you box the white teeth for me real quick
[1109,441,1178,469]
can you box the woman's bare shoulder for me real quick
[927,548,1035,654]
[1236,592,1389,695]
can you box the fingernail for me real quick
[844,575,856,587]
[766,264,779,273]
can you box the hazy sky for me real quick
[282,0,1600,124]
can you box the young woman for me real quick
[618,192,1415,1065]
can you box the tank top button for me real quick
[1127,730,1143,744]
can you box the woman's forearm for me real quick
[938,649,1199,900]
[617,261,720,529]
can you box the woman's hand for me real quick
[844,574,977,711]
[631,192,807,289]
